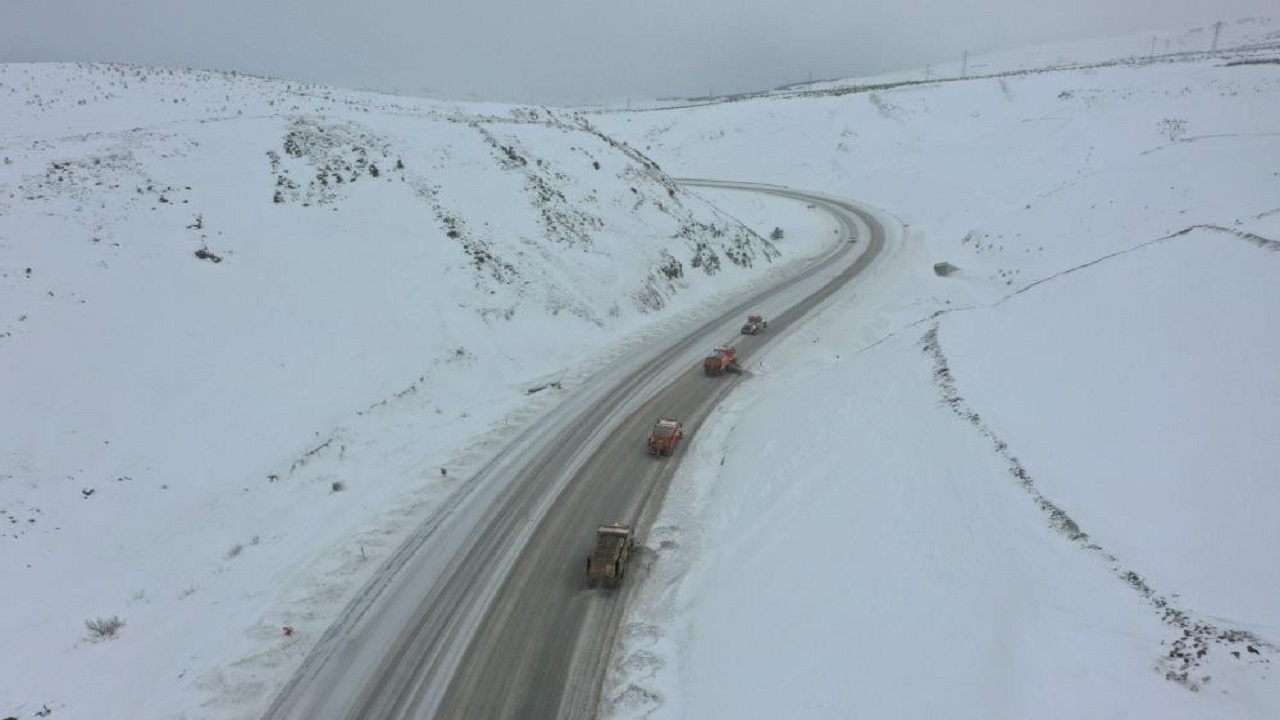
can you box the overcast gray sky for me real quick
[2,0,1273,104]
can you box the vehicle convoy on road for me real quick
[646,417,684,456]
[260,182,885,720]
[740,313,768,335]
[586,523,637,589]
[703,345,741,375]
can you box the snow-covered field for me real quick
[0,64,826,719]
[593,19,1280,720]
[3,15,1279,720]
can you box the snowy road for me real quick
[261,181,893,719]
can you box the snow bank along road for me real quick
[261,181,893,720]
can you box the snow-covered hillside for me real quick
[0,64,824,719]
[594,23,1280,720]
[4,16,1279,720]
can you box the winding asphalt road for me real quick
[262,181,890,719]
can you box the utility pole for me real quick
[1150,36,1157,58]
[1211,20,1222,51]
[925,63,931,80]
[961,51,969,79]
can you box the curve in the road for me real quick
[262,182,894,720]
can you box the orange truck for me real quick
[647,417,684,455]
[703,345,741,375]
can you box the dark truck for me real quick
[586,523,636,588]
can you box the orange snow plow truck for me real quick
[703,345,741,375]
[586,523,636,588]
[647,417,684,456]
